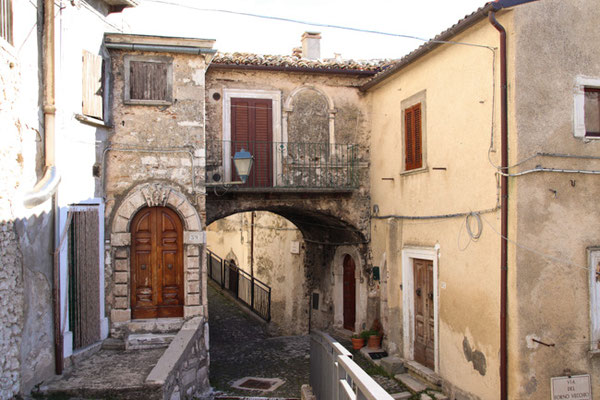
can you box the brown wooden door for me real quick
[414,258,434,369]
[343,254,356,331]
[131,207,183,319]
[231,98,273,187]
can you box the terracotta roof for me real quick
[360,3,497,91]
[210,52,393,75]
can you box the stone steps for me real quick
[126,332,175,350]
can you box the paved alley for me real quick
[206,283,309,398]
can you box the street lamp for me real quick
[205,148,254,187]
[232,148,254,184]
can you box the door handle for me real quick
[141,264,147,270]
[416,288,422,296]
[167,264,173,270]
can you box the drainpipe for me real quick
[488,1,538,398]
[488,9,508,400]
[28,0,63,375]
[24,0,61,208]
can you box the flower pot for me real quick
[351,337,365,350]
[367,335,382,349]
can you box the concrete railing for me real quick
[310,331,394,400]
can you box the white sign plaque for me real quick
[551,374,592,400]
[290,241,300,254]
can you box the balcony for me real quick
[206,141,359,192]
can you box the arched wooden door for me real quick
[343,254,356,331]
[131,207,184,319]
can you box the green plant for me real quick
[351,333,361,339]
[360,329,377,340]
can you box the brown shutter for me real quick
[1,0,12,45]
[404,103,423,171]
[82,50,103,119]
[231,98,273,186]
[413,103,423,169]
[130,61,168,101]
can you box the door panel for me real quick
[131,207,183,319]
[413,258,434,369]
[343,254,356,331]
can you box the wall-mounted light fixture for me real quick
[206,148,254,187]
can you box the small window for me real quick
[584,88,600,137]
[82,50,104,120]
[124,55,173,105]
[312,292,320,310]
[574,77,600,139]
[589,248,600,351]
[1,0,13,45]
[404,103,423,171]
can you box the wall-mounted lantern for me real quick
[206,148,254,187]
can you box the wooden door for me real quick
[231,98,273,187]
[414,258,434,369]
[343,254,356,331]
[131,207,183,319]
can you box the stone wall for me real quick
[146,317,210,400]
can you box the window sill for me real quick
[400,166,429,177]
[124,99,172,106]
[75,114,111,128]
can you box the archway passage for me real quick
[343,254,356,331]
[131,206,184,319]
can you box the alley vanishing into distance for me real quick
[207,282,309,398]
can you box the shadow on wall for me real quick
[0,212,55,396]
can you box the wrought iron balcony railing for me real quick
[206,140,359,190]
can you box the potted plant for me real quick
[367,319,384,349]
[351,334,365,349]
[367,330,383,349]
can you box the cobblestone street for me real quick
[206,283,309,398]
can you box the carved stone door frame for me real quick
[108,183,205,332]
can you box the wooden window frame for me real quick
[401,91,427,174]
[123,55,173,106]
[82,50,104,121]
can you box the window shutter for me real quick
[82,50,103,119]
[404,103,422,171]
[405,107,415,170]
[0,0,12,45]
[130,61,169,101]
[413,104,423,168]
[232,98,251,143]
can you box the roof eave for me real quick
[360,2,496,92]
[208,63,378,76]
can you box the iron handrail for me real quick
[207,249,271,322]
[206,140,360,189]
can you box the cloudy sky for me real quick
[109,0,488,60]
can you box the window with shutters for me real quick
[124,55,173,105]
[0,0,12,45]
[589,248,600,353]
[82,50,104,120]
[401,91,427,173]
[574,77,600,139]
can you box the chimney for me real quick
[301,32,321,60]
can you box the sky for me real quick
[109,0,488,60]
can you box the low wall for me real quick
[146,317,210,400]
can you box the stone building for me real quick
[207,211,307,335]
[204,42,386,334]
[364,0,600,398]
[0,0,137,398]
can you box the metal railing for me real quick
[207,140,359,189]
[207,249,271,321]
[310,331,394,400]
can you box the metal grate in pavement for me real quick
[231,377,285,392]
